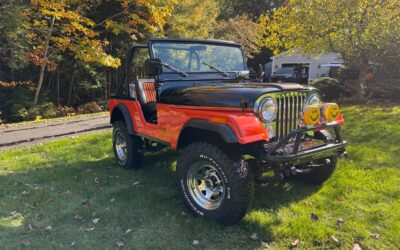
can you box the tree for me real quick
[260,0,400,82]
[164,0,219,39]
[217,0,282,20]
[25,0,121,107]
[80,0,176,101]
[213,15,264,57]
[0,1,30,78]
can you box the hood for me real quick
[159,82,312,109]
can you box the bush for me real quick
[39,102,58,119]
[76,102,102,114]
[8,104,28,122]
[312,77,349,101]
[57,106,76,117]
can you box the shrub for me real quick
[76,102,102,114]
[38,102,58,119]
[8,104,28,122]
[57,106,76,117]
[312,77,349,101]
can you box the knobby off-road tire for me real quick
[177,142,255,225]
[112,120,143,169]
[298,156,338,185]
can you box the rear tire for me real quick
[112,120,143,169]
[177,142,254,225]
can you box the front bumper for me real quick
[262,124,347,166]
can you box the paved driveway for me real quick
[0,114,111,150]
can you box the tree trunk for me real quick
[67,63,77,106]
[57,70,60,107]
[33,16,55,108]
[357,62,369,100]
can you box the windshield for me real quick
[151,42,245,74]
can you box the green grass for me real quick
[1,106,399,249]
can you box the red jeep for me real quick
[108,38,347,225]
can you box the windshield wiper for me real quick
[202,62,229,77]
[161,62,188,77]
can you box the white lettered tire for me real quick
[177,142,254,225]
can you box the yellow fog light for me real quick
[302,105,320,126]
[323,103,340,122]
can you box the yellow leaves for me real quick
[50,37,70,50]
[73,39,121,68]
[105,20,125,36]
[26,0,119,69]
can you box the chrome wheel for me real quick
[187,162,225,210]
[114,130,127,164]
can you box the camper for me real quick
[269,51,343,84]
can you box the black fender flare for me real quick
[110,104,135,134]
[180,119,238,144]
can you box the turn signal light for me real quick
[322,103,340,123]
[302,105,321,126]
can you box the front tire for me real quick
[297,156,338,185]
[177,142,254,225]
[287,130,338,185]
[112,121,143,169]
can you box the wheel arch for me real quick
[110,104,135,134]
[177,119,239,150]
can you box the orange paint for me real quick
[109,100,268,148]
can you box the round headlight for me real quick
[306,93,322,107]
[258,97,277,122]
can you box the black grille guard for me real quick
[263,124,347,165]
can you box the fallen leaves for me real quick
[260,240,269,248]
[250,233,270,248]
[81,200,91,208]
[116,240,125,247]
[310,213,319,221]
[352,243,362,250]
[250,233,259,240]
[291,238,300,247]
[369,233,380,240]
[328,235,339,244]
[21,190,30,196]
[336,218,345,226]
[74,214,84,222]
[21,239,31,246]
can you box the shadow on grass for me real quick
[0,146,320,249]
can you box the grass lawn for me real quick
[0,106,399,249]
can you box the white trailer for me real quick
[271,51,343,83]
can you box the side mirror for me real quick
[144,58,163,76]
[236,70,250,79]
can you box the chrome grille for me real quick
[275,92,307,139]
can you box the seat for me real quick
[135,79,157,123]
